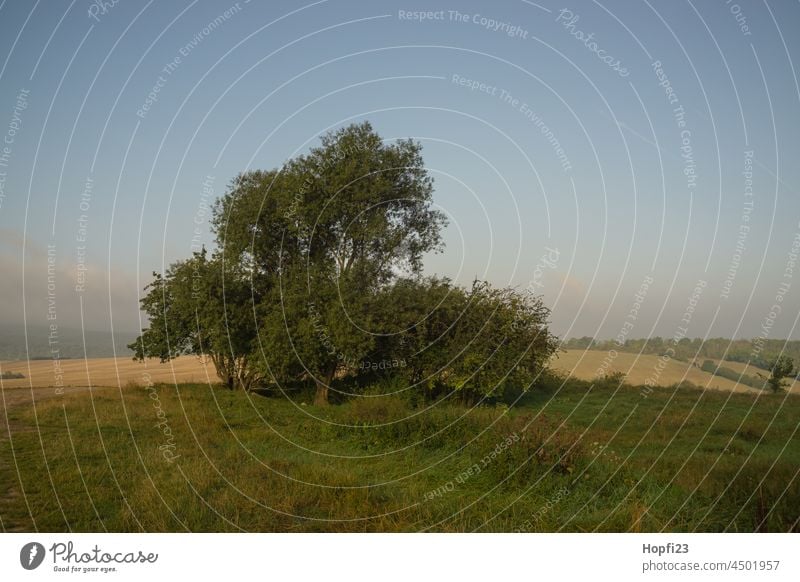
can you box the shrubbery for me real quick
[700,360,764,389]
[593,370,628,390]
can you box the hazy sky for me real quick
[1,0,799,343]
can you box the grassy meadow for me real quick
[1,376,798,532]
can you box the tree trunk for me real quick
[211,353,236,390]
[313,379,329,406]
[313,363,337,405]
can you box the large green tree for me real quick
[132,122,559,403]
[132,122,447,402]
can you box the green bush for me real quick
[593,370,628,389]
[700,360,764,389]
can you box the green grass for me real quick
[1,379,798,532]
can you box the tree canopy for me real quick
[131,122,558,404]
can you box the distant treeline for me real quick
[563,337,800,371]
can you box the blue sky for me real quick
[1,0,799,342]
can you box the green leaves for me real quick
[762,356,796,393]
[129,249,266,390]
[131,123,447,400]
[366,277,559,401]
[130,122,557,403]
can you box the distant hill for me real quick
[552,349,799,393]
[562,336,800,371]
[0,324,137,360]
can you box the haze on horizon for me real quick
[1,0,799,347]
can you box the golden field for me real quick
[551,349,800,393]
[1,350,797,394]
[0,355,214,390]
